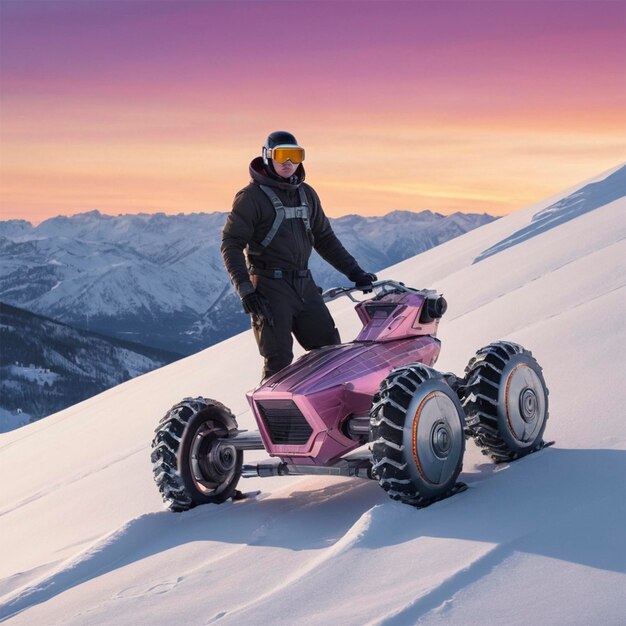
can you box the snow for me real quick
[0,164,624,625]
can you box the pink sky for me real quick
[1,0,624,222]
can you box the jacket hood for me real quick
[249,156,305,190]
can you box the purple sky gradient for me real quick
[1,0,624,220]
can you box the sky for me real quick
[0,0,624,222]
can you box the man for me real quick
[221,130,377,381]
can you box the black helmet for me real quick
[262,130,301,165]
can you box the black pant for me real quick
[251,275,341,380]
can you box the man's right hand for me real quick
[241,291,274,326]
[350,270,378,294]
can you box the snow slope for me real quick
[0,165,624,625]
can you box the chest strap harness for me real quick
[258,184,312,248]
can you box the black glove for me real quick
[241,291,274,326]
[350,270,378,294]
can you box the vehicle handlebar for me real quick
[322,280,418,303]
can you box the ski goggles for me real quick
[264,145,305,164]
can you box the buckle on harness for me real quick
[272,270,284,279]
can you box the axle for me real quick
[241,459,373,480]
[224,430,265,451]
[223,431,374,479]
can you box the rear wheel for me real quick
[462,341,549,462]
[151,397,243,511]
[369,364,466,506]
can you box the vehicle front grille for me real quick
[255,399,313,445]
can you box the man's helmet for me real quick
[262,130,305,165]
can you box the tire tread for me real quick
[462,341,549,462]
[370,364,464,506]
[151,397,237,512]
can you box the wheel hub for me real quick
[519,388,537,422]
[408,390,464,486]
[190,420,237,494]
[431,421,452,458]
[504,364,547,443]
[214,444,237,473]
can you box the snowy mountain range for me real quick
[0,209,495,354]
[0,164,623,625]
[0,302,180,432]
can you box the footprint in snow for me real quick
[113,577,181,599]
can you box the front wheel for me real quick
[151,397,243,511]
[369,364,466,506]
[462,341,549,462]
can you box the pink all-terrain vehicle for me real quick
[151,280,550,511]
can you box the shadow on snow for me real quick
[1,447,624,621]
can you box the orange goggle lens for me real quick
[269,146,305,164]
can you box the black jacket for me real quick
[221,157,362,297]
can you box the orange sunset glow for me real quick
[1,0,624,223]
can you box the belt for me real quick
[249,267,311,279]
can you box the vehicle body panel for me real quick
[246,287,443,465]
